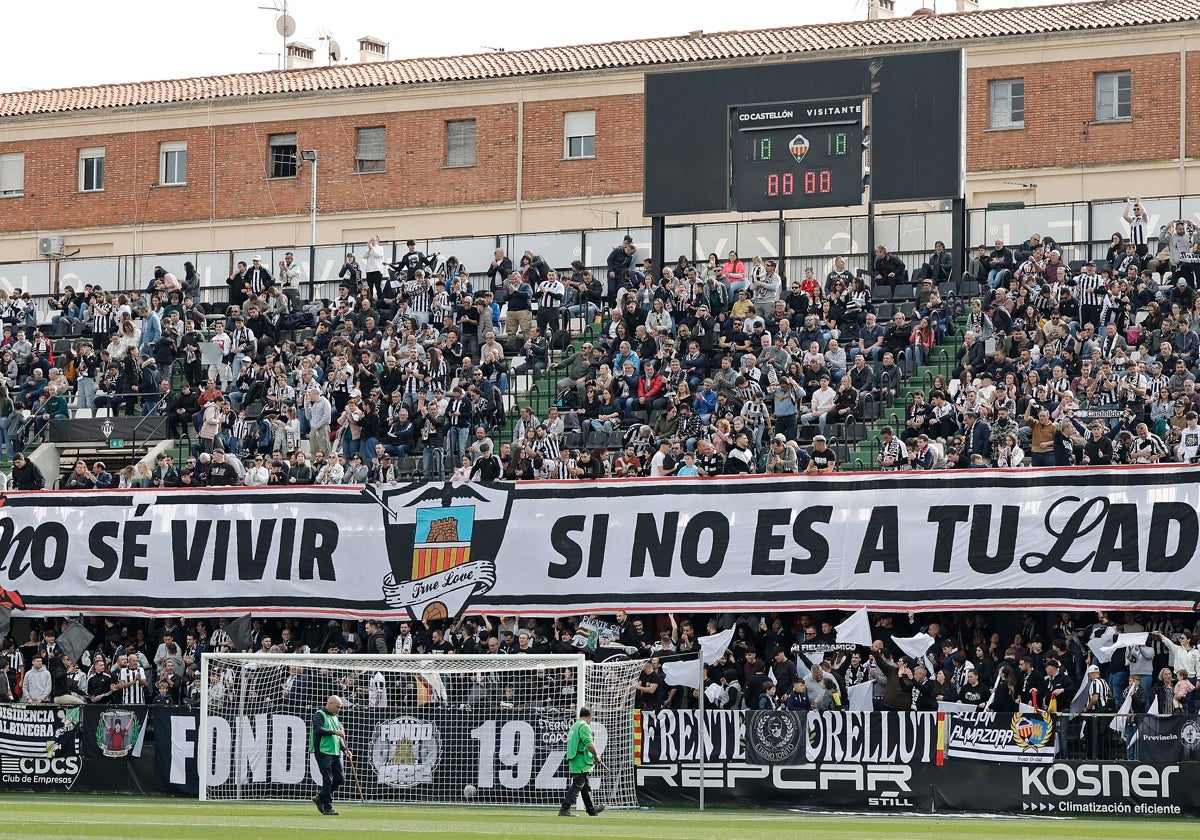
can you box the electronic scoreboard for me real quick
[728,98,864,212]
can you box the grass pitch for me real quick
[1,795,1196,840]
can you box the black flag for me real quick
[225,614,254,652]
[58,619,95,664]
[0,604,10,645]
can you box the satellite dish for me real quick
[276,14,297,38]
[328,40,341,62]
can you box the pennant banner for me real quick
[1,468,1200,617]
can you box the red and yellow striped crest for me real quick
[411,544,470,579]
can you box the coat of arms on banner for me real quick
[96,709,141,758]
[1011,709,1054,751]
[369,482,510,621]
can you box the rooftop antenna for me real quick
[259,1,297,69]
[319,30,343,64]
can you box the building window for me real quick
[988,79,1024,129]
[0,153,24,197]
[563,111,596,159]
[79,147,105,192]
[445,120,476,168]
[1095,71,1131,121]
[160,141,187,186]
[268,133,298,178]
[355,127,386,173]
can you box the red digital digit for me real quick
[767,173,779,196]
[782,173,794,195]
[820,170,832,193]
[804,171,817,194]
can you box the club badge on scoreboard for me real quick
[370,715,441,789]
[371,482,512,622]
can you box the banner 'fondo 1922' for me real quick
[0,466,1198,618]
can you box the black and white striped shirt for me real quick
[404,280,432,313]
[533,433,562,463]
[1129,214,1149,247]
[119,665,147,705]
[1088,676,1113,710]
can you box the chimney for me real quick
[868,0,896,20]
[956,0,980,11]
[286,41,315,70]
[357,36,389,63]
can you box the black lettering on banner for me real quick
[752,508,832,576]
[274,519,298,581]
[679,512,728,578]
[172,520,210,581]
[967,505,1020,575]
[792,506,831,574]
[587,513,608,577]
[751,509,790,576]
[631,512,678,577]
[212,520,230,580]
[856,507,899,573]
[547,516,585,579]
[237,519,276,580]
[87,521,120,582]
[929,506,969,573]
[1021,496,1107,573]
[1147,502,1197,573]
[119,520,151,581]
[0,520,68,582]
[1093,503,1139,574]
[297,520,338,580]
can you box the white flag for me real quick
[1070,675,1093,715]
[893,633,935,665]
[661,659,701,690]
[834,608,873,648]
[1100,632,1149,657]
[699,627,736,666]
[1087,627,1117,664]
[1110,691,1134,734]
[848,681,874,712]
[938,701,978,714]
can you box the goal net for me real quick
[199,652,642,808]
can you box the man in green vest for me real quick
[311,695,349,816]
[557,706,605,817]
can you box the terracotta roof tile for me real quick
[1,0,1196,118]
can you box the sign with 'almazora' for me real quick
[0,466,1198,618]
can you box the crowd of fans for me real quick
[1,207,1198,488]
[1,235,950,486]
[6,608,1197,751]
[875,206,1200,470]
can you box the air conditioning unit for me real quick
[38,235,65,257]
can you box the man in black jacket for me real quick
[167,382,201,439]
[872,246,908,292]
[10,453,44,490]
[606,241,636,307]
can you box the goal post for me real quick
[198,652,641,808]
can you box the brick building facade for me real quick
[0,0,1197,263]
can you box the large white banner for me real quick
[0,466,1198,618]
